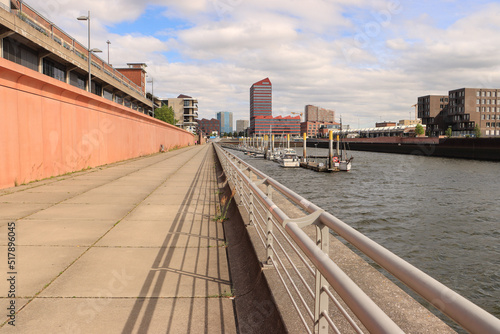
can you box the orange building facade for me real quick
[0,58,194,189]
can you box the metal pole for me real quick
[303,132,307,163]
[328,131,333,170]
[106,40,111,64]
[87,11,91,93]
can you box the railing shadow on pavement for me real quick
[121,147,231,333]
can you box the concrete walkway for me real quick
[0,144,236,333]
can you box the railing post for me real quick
[248,169,254,226]
[266,184,273,265]
[314,222,329,334]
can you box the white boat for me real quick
[278,148,300,168]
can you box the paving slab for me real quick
[0,203,53,220]
[0,245,86,298]
[0,219,117,246]
[0,298,236,334]
[27,203,133,221]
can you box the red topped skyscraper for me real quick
[250,78,272,134]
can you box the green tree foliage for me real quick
[445,127,452,138]
[474,124,481,138]
[415,123,425,136]
[154,105,177,125]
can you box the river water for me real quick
[230,147,500,325]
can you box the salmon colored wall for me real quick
[0,58,194,189]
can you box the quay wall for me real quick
[306,137,500,161]
[0,58,194,189]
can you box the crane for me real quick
[411,104,418,120]
[291,112,303,121]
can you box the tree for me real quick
[445,126,452,138]
[415,123,425,136]
[154,105,177,125]
[474,124,481,138]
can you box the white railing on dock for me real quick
[214,144,500,334]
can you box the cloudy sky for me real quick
[35,0,500,128]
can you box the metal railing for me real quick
[214,144,500,334]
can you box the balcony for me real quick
[183,111,198,117]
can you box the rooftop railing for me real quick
[214,143,500,334]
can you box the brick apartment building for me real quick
[419,88,500,137]
[197,118,220,136]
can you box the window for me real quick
[69,72,86,90]
[115,95,123,104]
[91,81,102,96]
[477,99,480,104]
[482,99,486,104]
[3,38,38,71]
[487,91,491,97]
[476,91,480,97]
[486,130,490,135]
[103,89,113,101]
[487,107,491,112]
[487,115,490,120]
[43,58,66,82]
[482,91,486,97]
[476,107,480,112]
[481,114,485,120]
[486,122,490,127]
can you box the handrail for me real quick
[215,144,404,333]
[214,143,500,334]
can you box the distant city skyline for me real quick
[37,0,500,128]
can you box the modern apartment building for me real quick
[197,118,220,136]
[419,88,500,137]
[217,111,233,134]
[0,1,153,114]
[160,95,199,134]
[236,120,249,133]
[304,105,335,123]
[250,78,272,134]
[417,95,448,136]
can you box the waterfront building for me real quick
[301,121,340,138]
[236,120,249,134]
[197,118,220,137]
[417,95,448,136]
[398,119,422,126]
[419,88,500,137]
[252,115,301,136]
[0,1,153,115]
[250,78,272,134]
[217,111,233,134]
[304,105,335,123]
[159,95,199,134]
[376,121,397,127]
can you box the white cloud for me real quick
[30,0,500,128]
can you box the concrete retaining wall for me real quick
[0,58,194,189]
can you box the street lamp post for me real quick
[106,40,111,64]
[77,11,101,93]
[147,77,154,117]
